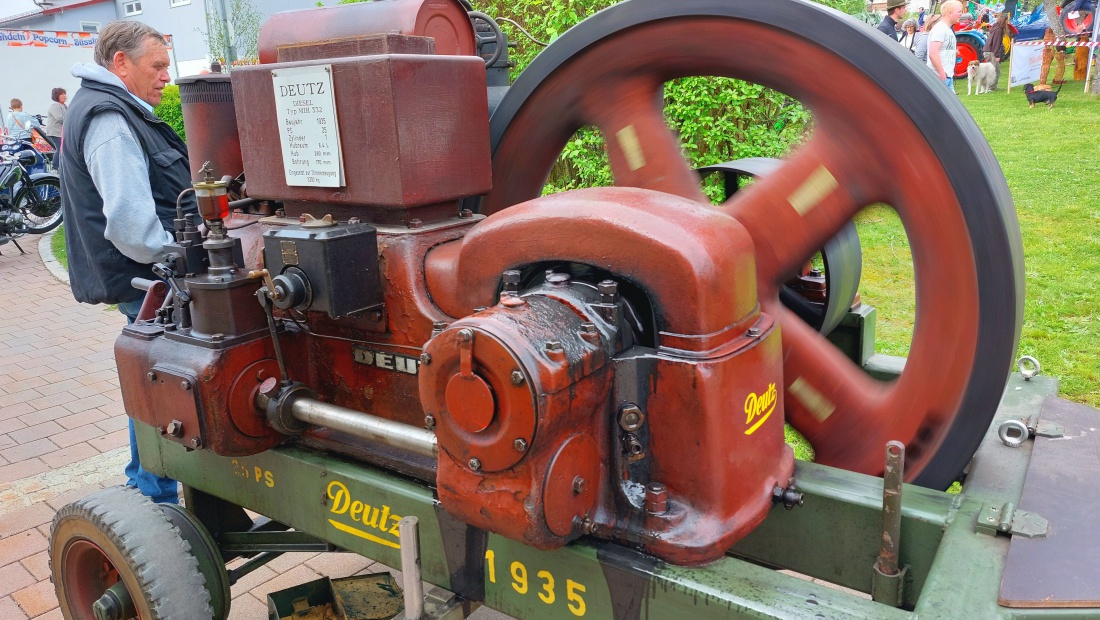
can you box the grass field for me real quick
[855,73,1100,407]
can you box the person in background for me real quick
[46,87,67,143]
[878,0,908,39]
[918,6,927,27]
[899,18,920,53]
[984,12,1009,86]
[5,99,43,140]
[914,14,941,64]
[928,1,963,91]
[60,20,196,504]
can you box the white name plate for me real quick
[271,65,345,188]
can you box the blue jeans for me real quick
[944,77,955,91]
[119,297,179,504]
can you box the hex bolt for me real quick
[166,420,183,437]
[619,404,645,431]
[579,322,600,344]
[419,353,432,366]
[431,320,447,336]
[468,458,482,472]
[408,218,424,229]
[510,370,525,386]
[180,380,191,390]
[545,340,563,353]
[645,482,669,515]
[456,329,473,343]
[459,209,474,219]
[424,414,436,430]
[502,269,522,293]
[189,437,202,449]
[572,476,587,495]
[210,333,225,343]
[547,272,571,286]
[747,327,761,337]
[809,267,823,277]
[513,438,528,452]
[147,371,157,382]
[598,280,619,304]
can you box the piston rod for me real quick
[288,396,439,459]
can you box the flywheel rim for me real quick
[485,0,1023,489]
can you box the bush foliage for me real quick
[155,84,186,141]
[470,0,862,198]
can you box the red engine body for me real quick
[115,0,793,566]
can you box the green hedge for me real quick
[473,0,863,199]
[155,84,185,141]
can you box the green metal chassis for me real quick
[134,310,1097,619]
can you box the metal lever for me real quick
[871,440,907,607]
[399,516,424,620]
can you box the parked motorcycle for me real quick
[0,137,62,255]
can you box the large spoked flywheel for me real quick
[484,0,1024,489]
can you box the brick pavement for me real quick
[0,235,510,619]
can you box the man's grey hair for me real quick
[94,21,167,68]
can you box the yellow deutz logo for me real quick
[326,480,402,548]
[744,383,777,435]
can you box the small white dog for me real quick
[967,60,997,95]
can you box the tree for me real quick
[1042,0,1066,37]
[200,0,262,69]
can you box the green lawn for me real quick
[855,75,1100,407]
[51,224,66,270]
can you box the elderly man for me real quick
[877,0,908,39]
[927,1,964,91]
[60,21,197,504]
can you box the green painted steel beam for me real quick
[135,372,1099,619]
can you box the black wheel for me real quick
[50,486,215,620]
[15,176,62,233]
[158,503,232,620]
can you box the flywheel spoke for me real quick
[720,130,876,288]
[580,77,708,203]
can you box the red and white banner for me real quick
[0,29,172,49]
[1015,39,1100,47]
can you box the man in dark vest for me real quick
[60,20,197,504]
[877,0,909,39]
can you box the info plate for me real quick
[271,65,345,188]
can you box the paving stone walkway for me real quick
[0,233,457,619]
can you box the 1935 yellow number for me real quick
[485,550,587,616]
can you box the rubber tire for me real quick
[158,502,232,620]
[15,176,62,234]
[50,486,214,620]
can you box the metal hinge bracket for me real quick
[976,502,1048,539]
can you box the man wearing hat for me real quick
[877,0,908,39]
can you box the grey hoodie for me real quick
[71,62,174,265]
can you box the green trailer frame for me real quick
[136,360,1092,619]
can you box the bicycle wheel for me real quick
[15,176,62,233]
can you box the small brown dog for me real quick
[1023,82,1062,108]
[966,60,997,95]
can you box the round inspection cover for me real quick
[485,0,1023,489]
[425,327,537,472]
[228,359,280,438]
[445,372,497,433]
[543,434,601,537]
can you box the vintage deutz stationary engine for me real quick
[113,0,1022,572]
